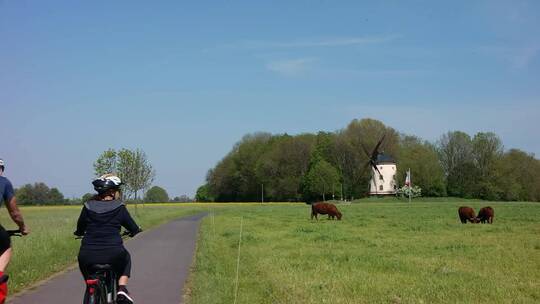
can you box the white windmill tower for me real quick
[362,134,398,195]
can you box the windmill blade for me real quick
[363,160,371,170]
[371,164,382,194]
[371,133,386,159]
[361,143,371,158]
[371,163,383,180]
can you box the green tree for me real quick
[256,134,315,201]
[207,156,239,202]
[15,183,65,205]
[195,184,214,202]
[48,188,65,204]
[15,185,33,205]
[304,158,340,201]
[471,132,504,200]
[438,131,476,197]
[231,133,272,201]
[172,195,193,202]
[206,133,273,202]
[498,149,540,201]
[81,193,94,202]
[397,135,446,196]
[94,148,155,201]
[94,148,118,176]
[329,132,359,200]
[144,186,169,203]
[118,148,155,201]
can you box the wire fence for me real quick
[233,216,244,304]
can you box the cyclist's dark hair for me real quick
[91,188,122,201]
[0,166,4,173]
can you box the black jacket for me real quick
[75,200,140,250]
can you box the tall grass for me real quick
[188,202,540,303]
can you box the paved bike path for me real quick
[10,213,207,304]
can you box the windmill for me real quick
[361,134,397,195]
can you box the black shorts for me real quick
[78,247,132,279]
[0,225,11,256]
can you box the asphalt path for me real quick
[10,213,207,304]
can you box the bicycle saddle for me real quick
[90,264,113,271]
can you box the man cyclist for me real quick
[75,174,141,304]
[0,159,29,304]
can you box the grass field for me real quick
[187,201,540,304]
[2,203,208,294]
[3,201,539,303]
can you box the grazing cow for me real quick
[311,202,342,220]
[477,206,494,224]
[458,206,479,224]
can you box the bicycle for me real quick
[78,230,136,304]
[83,263,118,304]
[0,230,22,285]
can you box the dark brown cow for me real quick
[477,206,494,224]
[311,202,342,220]
[458,206,479,224]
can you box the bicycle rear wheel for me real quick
[83,287,97,304]
[83,283,108,304]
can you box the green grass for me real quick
[188,201,540,304]
[2,203,208,294]
[353,196,487,203]
[5,201,540,303]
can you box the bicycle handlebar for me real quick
[121,227,143,238]
[6,229,22,237]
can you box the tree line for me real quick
[197,118,540,202]
[14,148,194,205]
[15,183,67,205]
[14,183,192,205]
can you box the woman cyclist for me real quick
[75,174,141,304]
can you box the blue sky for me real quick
[1,1,539,198]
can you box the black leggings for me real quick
[0,225,11,256]
[78,247,131,279]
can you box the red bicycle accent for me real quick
[0,272,7,304]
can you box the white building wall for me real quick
[369,164,397,195]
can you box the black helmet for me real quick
[92,174,123,194]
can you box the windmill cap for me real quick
[376,153,395,164]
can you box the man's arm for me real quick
[5,196,29,235]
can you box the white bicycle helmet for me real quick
[92,174,123,194]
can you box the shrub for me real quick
[397,186,422,199]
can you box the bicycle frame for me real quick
[84,267,118,304]
[77,230,137,304]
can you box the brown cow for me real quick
[458,206,479,224]
[311,202,342,220]
[477,206,494,224]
